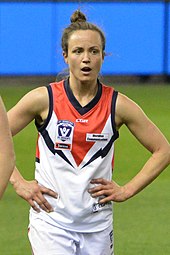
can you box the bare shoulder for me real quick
[7,86,49,134]
[115,92,145,129]
[13,86,49,116]
[24,86,48,110]
[115,92,170,154]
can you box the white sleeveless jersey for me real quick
[29,79,119,233]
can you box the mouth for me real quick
[81,67,92,73]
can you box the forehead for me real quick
[68,30,102,48]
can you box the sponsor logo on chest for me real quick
[86,133,109,142]
[76,119,88,123]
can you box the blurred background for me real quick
[0,0,170,84]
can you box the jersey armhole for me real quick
[111,90,119,141]
[35,85,53,132]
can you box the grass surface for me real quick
[0,83,170,254]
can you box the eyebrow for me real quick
[72,46,100,50]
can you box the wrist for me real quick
[122,184,135,200]
[9,169,25,189]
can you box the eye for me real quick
[91,49,99,55]
[73,48,83,54]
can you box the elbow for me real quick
[155,143,170,168]
[162,144,170,166]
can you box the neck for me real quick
[69,77,98,107]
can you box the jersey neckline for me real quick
[64,78,102,115]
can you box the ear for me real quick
[63,51,68,64]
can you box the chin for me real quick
[80,75,96,83]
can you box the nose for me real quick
[82,52,90,63]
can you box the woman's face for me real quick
[63,30,104,84]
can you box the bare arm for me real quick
[8,86,49,136]
[89,93,170,203]
[0,97,15,199]
[8,87,57,212]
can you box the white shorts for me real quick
[28,219,114,255]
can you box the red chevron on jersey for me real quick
[49,79,117,166]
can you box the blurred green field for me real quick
[0,83,170,255]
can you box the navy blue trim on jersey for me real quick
[81,90,119,168]
[64,78,102,115]
[56,150,74,168]
[34,84,74,168]
[111,91,119,141]
[35,157,40,163]
[35,85,53,132]
[82,135,115,169]
[40,129,74,168]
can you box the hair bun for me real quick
[70,10,87,23]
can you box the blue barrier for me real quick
[0,2,169,75]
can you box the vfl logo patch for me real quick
[55,120,74,150]
[86,133,109,142]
